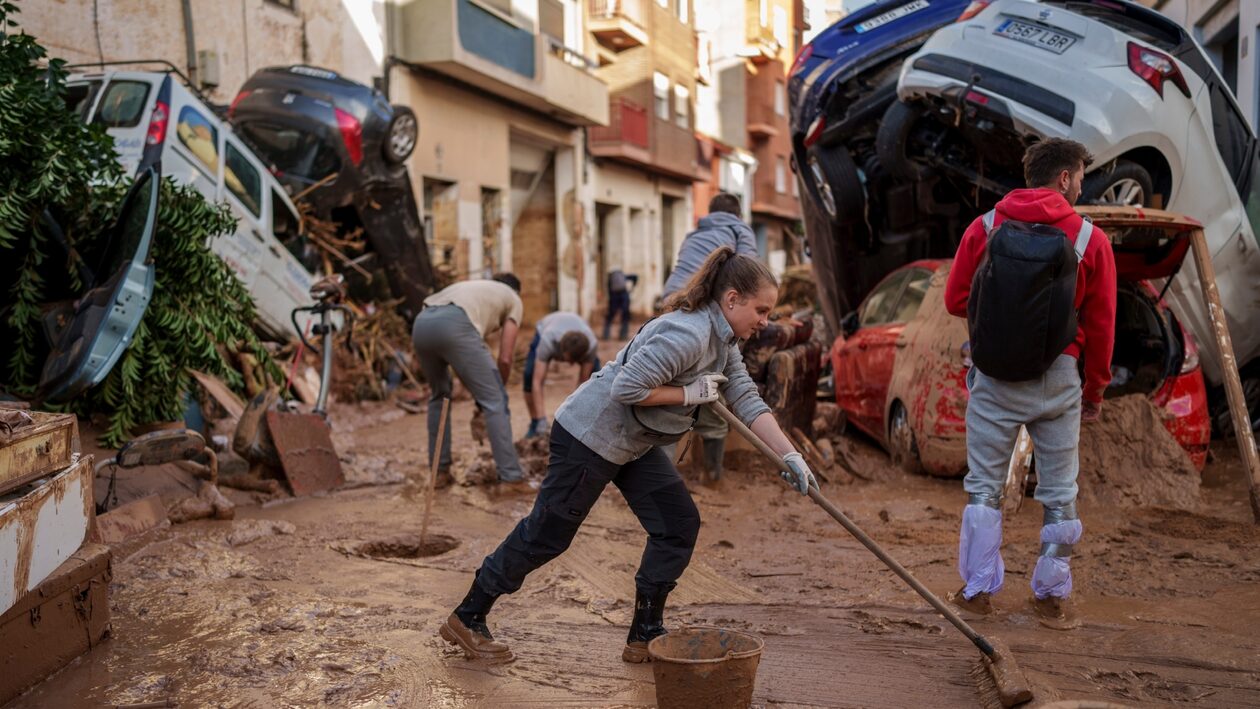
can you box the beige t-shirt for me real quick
[423,280,523,338]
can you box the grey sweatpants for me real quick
[964,354,1082,507]
[412,304,523,481]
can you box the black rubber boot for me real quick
[440,577,513,661]
[702,437,725,483]
[622,586,671,662]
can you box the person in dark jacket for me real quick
[603,268,639,340]
[659,192,761,484]
[439,248,818,664]
[944,138,1116,627]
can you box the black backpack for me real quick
[967,209,1093,382]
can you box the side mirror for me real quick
[841,311,859,337]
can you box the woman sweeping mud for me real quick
[440,247,817,663]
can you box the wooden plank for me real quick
[1188,228,1260,522]
[188,369,246,421]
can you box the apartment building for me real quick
[584,0,703,315]
[694,0,805,274]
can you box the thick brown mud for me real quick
[12,341,1260,707]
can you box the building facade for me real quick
[584,0,703,317]
[694,0,805,275]
[1139,0,1258,130]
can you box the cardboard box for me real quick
[0,543,112,705]
[0,454,94,615]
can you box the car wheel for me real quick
[1082,160,1154,207]
[383,105,418,163]
[805,145,864,226]
[888,402,923,475]
[875,100,932,182]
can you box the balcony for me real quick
[589,97,697,179]
[589,0,648,51]
[746,61,786,140]
[394,0,609,126]
[590,97,651,163]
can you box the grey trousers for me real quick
[964,354,1082,509]
[412,304,523,481]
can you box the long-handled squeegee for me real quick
[710,401,1034,707]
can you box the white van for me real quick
[65,68,319,340]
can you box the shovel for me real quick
[708,401,1034,707]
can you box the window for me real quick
[653,72,670,120]
[176,105,220,176]
[656,0,668,6]
[759,0,768,27]
[274,189,318,271]
[224,141,262,217]
[791,170,799,197]
[92,81,150,128]
[539,0,564,42]
[237,121,340,184]
[678,0,688,24]
[774,80,786,116]
[890,269,932,323]
[860,270,909,327]
[64,81,101,121]
[673,84,690,128]
[775,156,786,194]
[773,5,788,46]
[1243,144,1260,245]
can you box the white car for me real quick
[890,0,1260,415]
[65,68,321,340]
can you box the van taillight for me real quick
[335,107,363,165]
[146,100,169,146]
[1128,42,1190,99]
[229,90,251,116]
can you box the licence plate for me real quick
[994,19,1076,54]
[855,0,929,33]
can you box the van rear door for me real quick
[76,75,159,174]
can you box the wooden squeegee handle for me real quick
[708,401,996,658]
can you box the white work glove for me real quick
[781,452,817,496]
[682,373,728,406]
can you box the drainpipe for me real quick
[180,0,198,87]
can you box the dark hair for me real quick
[558,331,591,362]
[708,192,742,216]
[665,247,777,313]
[492,272,521,292]
[1023,138,1093,188]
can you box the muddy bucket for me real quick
[648,627,764,709]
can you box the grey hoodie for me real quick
[662,212,759,297]
[554,301,770,464]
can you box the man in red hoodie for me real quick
[943,138,1116,627]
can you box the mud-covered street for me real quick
[12,339,1260,708]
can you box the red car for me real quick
[830,208,1211,476]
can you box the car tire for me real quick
[888,401,923,475]
[1082,160,1154,207]
[805,144,864,226]
[383,105,418,164]
[875,100,932,182]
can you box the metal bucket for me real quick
[648,627,764,709]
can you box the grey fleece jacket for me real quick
[554,300,771,465]
[662,212,759,297]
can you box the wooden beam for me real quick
[1188,228,1260,522]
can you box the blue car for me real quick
[788,0,977,332]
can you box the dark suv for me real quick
[230,65,434,316]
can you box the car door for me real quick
[838,269,910,437]
[858,268,932,438]
[221,134,296,337]
[38,168,160,403]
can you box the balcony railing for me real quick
[590,97,649,148]
[590,0,645,24]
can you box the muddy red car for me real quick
[830,208,1211,476]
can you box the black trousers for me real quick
[476,422,700,598]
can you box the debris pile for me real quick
[1078,394,1201,509]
